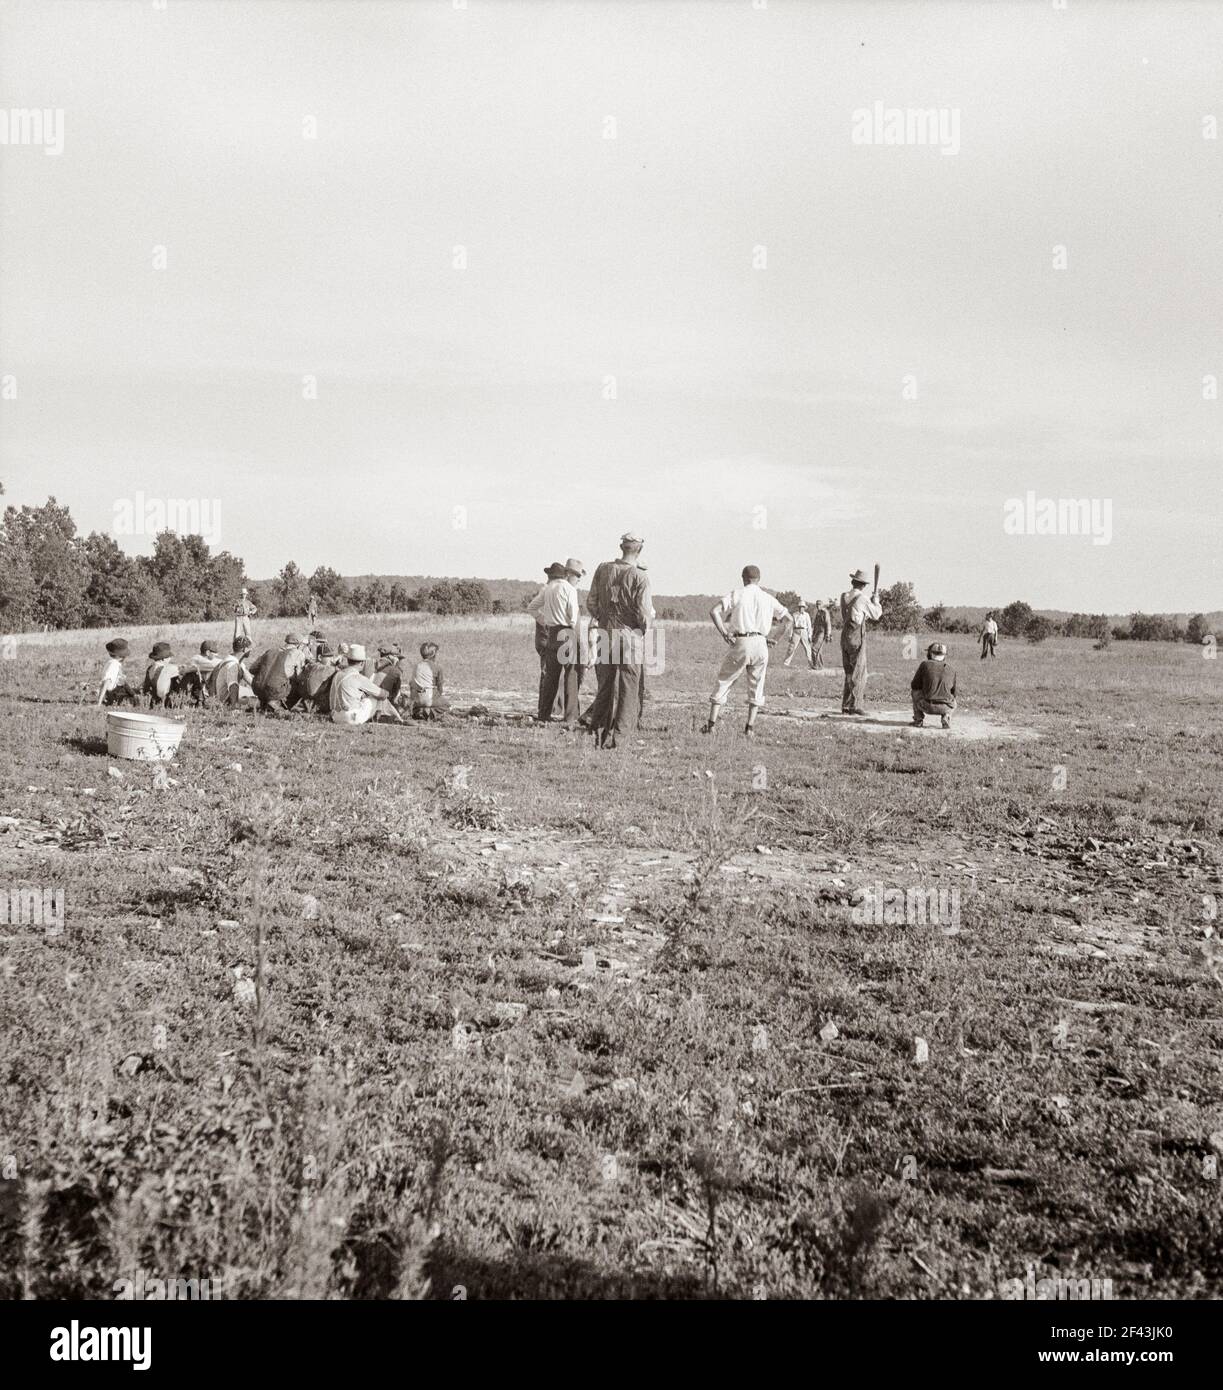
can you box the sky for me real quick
[1,0,1220,610]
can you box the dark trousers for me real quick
[583,630,642,746]
[981,634,996,659]
[841,627,867,713]
[538,625,579,724]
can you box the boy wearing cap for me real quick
[527,561,582,725]
[911,643,957,728]
[839,569,883,715]
[582,532,652,747]
[702,566,791,737]
[97,638,140,707]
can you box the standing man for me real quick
[839,568,882,715]
[783,596,815,668]
[581,531,652,748]
[306,591,319,632]
[702,566,792,738]
[811,599,833,670]
[233,587,257,645]
[980,611,999,660]
[527,559,582,725]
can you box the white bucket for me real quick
[106,710,185,761]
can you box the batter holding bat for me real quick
[839,565,883,715]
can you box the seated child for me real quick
[373,644,404,702]
[911,642,957,729]
[143,642,179,708]
[207,638,258,708]
[97,638,140,707]
[409,642,445,720]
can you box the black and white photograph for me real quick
[1,0,1220,1357]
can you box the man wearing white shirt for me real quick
[783,596,816,668]
[527,560,582,725]
[839,568,883,714]
[980,612,999,660]
[702,565,792,737]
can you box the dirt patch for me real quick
[783,708,1040,742]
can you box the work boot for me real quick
[911,716,924,727]
[940,715,951,729]
[743,724,755,738]
[700,721,715,735]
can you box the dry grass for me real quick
[1,619,1221,1298]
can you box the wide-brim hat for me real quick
[545,562,567,578]
[148,642,172,660]
[620,531,644,546]
[849,569,870,584]
[105,638,129,658]
[564,557,585,576]
[347,643,367,662]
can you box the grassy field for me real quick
[1,615,1221,1300]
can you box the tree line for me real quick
[0,492,498,632]
[0,490,1212,643]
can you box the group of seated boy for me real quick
[97,630,445,727]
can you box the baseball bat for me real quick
[872,562,880,597]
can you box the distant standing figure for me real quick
[234,587,256,644]
[980,612,998,660]
[702,565,792,738]
[783,597,815,668]
[811,600,833,670]
[306,592,319,630]
[839,569,882,715]
[911,642,957,729]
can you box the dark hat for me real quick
[148,642,172,660]
[200,640,219,655]
[105,638,129,658]
[233,636,252,653]
[545,562,567,578]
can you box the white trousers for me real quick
[710,635,769,708]
[331,697,377,726]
